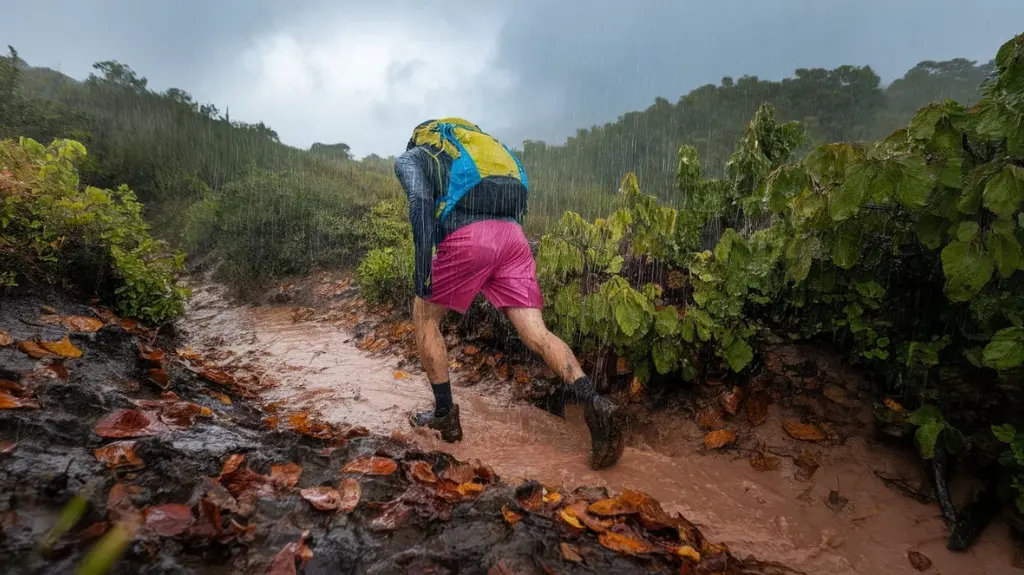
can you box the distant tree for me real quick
[310,142,353,160]
[87,61,148,92]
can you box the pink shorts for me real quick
[427,220,544,314]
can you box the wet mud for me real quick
[180,273,1022,575]
[0,285,777,574]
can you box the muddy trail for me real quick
[179,273,1021,575]
[0,284,792,575]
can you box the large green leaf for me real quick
[652,340,679,374]
[654,306,681,337]
[992,423,1017,443]
[940,240,994,302]
[908,104,944,141]
[915,214,946,249]
[983,326,1024,370]
[982,165,1024,220]
[893,155,934,209]
[915,421,945,459]
[831,160,871,221]
[831,222,861,269]
[722,337,754,372]
[986,230,1022,278]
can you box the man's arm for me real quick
[394,147,436,299]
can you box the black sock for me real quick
[431,382,453,416]
[569,376,597,403]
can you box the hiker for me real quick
[393,118,626,470]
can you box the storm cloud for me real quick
[3,0,1021,156]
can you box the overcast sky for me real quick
[3,1,1021,157]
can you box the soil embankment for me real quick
[0,283,780,574]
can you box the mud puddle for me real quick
[182,279,1018,575]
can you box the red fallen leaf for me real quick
[441,461,478,485]
[405,460,439,484]
[143,504,192,537]
[338,478,361,513]
[146,368,170,389]
[720,386,744,416]
[746,391,770,427]
[138,344,165,364]
[342,456,397,475]
[0,391,39,409]
[200,369,233,386]
[696,406,725,430]
[107,483,143,525]
[0,440,16,455]
[703,429,736,450]
[266,532,313,575]
[220,454,245,477]
[567,500,614,532]
[158,402,204,428]
[94,440,144,469]
[300,486,341,511]
[783,420,826,441]
[63,316,104,332]
[515,481,544,512]
[221,468,275,517]
[198,498,223,535]
[270,463,302,489]
[94,409,167,438]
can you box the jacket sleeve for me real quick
[394,147,436,299]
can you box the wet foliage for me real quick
[0,286,790,574]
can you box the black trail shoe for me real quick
[583,395,626,470]
[543,388,567,419]
[410,404,463,443]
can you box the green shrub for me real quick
[0,136,188,324]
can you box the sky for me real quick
[3,1,1022,157]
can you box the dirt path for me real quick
[182,281,1016,575]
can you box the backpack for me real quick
[407,118,529,222]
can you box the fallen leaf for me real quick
[45,361,69,380]
[794,451,820,481]
[628,377,644,403]
[220,454,245,477]
[588,497,637,517]
[720,386,744,415]
[598,529,656,555]
[392,370,410,380]
[558,507,585,529]
[138,345,165,363]
[463,345,480,356]
[176,348,203,361]
[542,490,562,505]
[513,368,531,385]
[749,453,781,472]
[266,532,313,575]
[908,550,932,571]
[406,460,439,484]
[495,364,510,380]
[94,441,144,469]
[456,482,485,497]
[883,398,905,413]
[674,545,701,562]
[501,504,522,524]
[17,340,57,359]
[107,483,143,525]
[0,391,40,409]
[616,356,632,375]
[147,368,169,389]
[219,394,232,405]
[560,542,584,563]
[823,385,852,406]
[62,316,103,332]
[515,481,544,512]
[337,478,361,513]
[76,521,110,542]
[0,380,23,393]
[143,504,192,537]
[270,463,302,489]
[0,440,16,455]
[40,305,58,315]
[746,391,770,426]
[783,420,826,441]
[703,429,736,450]
[0,331,12,346]
[158,402,204,428]
[696,406,725,430]
[94,409,167,438]
[300,486,341,511]
[200,369,233,386]
[342,456,398,475]
[39,335,83,359]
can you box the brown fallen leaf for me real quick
[463,345,480,356]
[138,344,165,364]
[0,391,40,409]
[560,542,584,563]
[673,545,701,563]
[300,486,342,511]
[94,409,167,438]
[62,316,104,332]
[746,391,770,426]
[696,406,725,430]
[598,529,656,555]
[147,368,169,389]
[266,532,313,575]
[749,453,781,472]
[883,398,905,413]
[0,380,23,393]
[392,370,410,380]
[45,361,69,380]
[0,330,12,346]
[220,454,245,477]
[558,507,585,529]
[200,369,233,386]
[542,490,562,505]
[616,356,632,375]
[456,482,485,497]
[406,460,439,484]
[219,394,232,405]
[703,429,736,450]
[343,456,398,476]
[783,420,826,441]
[720,386,744,415]
[143,504,193,537]
[17,340,57,359]
[94,441,144,470]
[270,463,302,489]
[823,385,852,406]
[39,334,83,359]
[794,451,820,481]
[908,550,932,571]
[107,483,144,525]
[501,504,523,524]
[176,347,203,361]
[337,478,360,513]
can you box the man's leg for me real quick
[409,295,463,442]
[504,307,626,470]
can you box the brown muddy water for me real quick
[182,282,1016,575]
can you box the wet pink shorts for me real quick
[427,220,544,314]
